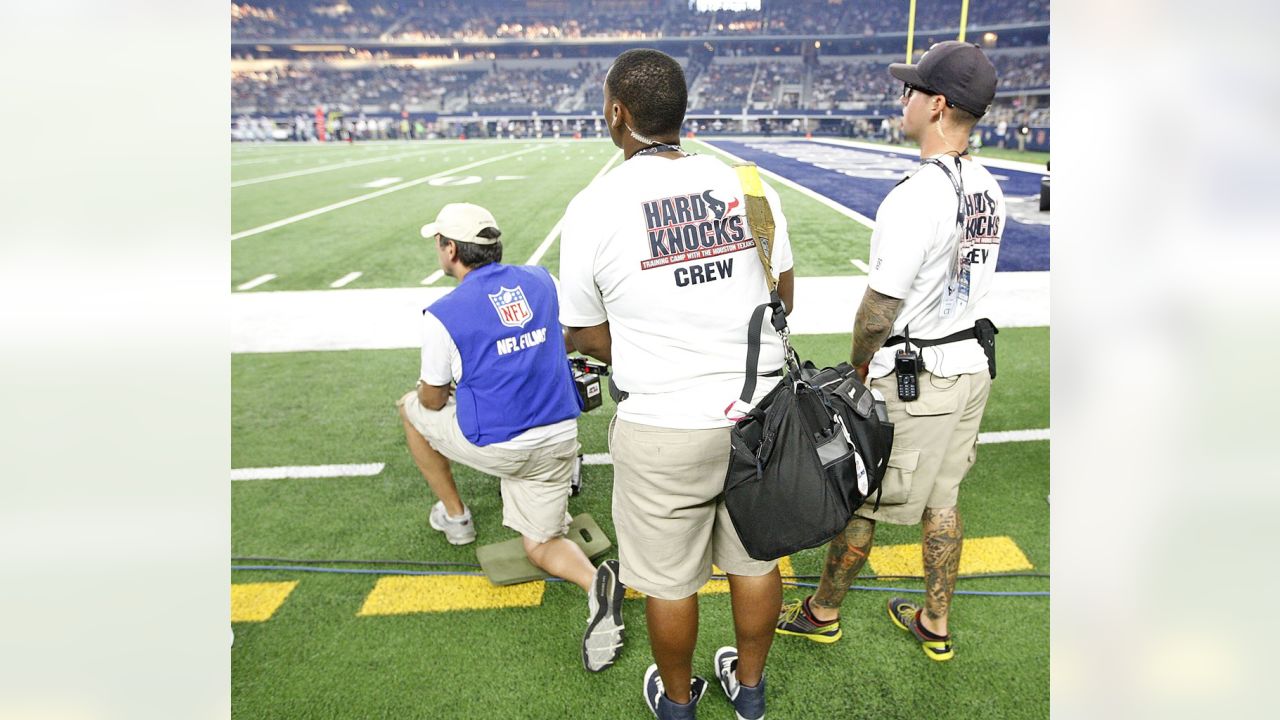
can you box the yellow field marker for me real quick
[868,535,1033,577]
[231,581,298,623]
[357,576,546,616]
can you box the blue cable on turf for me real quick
[231,565,1049,597]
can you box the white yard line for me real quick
[231,148,437,188]
[231,463,385,481]
[577,430,1047,466]
[977,428,1050,444]
[236,273,277,291]
[329,272,362,288]
[524,149,622,266]
[849,258,870,273]
[525,217,566,267]
[232,428,1048,481]
[231,144,546,242]
[420,269,445,286]
[691,139,877,229]
[806,136,1049,174]
[231,157,283,167]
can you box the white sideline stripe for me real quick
[231,272,1048,353]
[581,429,1047,466]
[237,273,277,291]
[231,145,547,241]
[806,137,1049,175]
[231,429,1047,481]
[420,269,445,285]
[978,428,1049,444]
[524,149,621,266]
[691,139,877,229]
[231,157,282,167]
[330,271,362,288]
[849,258,870,273]
[231,148,439,188]
[231,463,385,481]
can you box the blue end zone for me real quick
[706,139,1050,272]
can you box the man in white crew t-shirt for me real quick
[559,49,793,720]
[774,41,1006,664]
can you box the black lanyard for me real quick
[632,143,690,158]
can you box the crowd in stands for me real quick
[232,65,479,114]
[809,59,899,109]
[751,62,804,109]
[232,48,1047,117]
[231,0,1050,42]
[231,1,398,40]
[991,51,1050,90]
[466,63,596,111]
[690,63,756,111]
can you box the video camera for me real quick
[569,356,609,412]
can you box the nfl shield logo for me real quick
[488,285,534,328]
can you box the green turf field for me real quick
[231,138,1048,719]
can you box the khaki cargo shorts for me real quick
[856,370,992,525]
[609,416,776,600]
[399,390,578,543]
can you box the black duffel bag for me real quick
[723,297,895,561]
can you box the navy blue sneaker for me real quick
[714,647,766,720]
[643,663,708,719]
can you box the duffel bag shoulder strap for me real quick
[729,162,798,415]
[733,162,779,294]
[737,299,785,405]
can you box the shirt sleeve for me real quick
[557,193,608,327]
[762,181,794,273]
[420,310,460,385]
[866,185,935,299]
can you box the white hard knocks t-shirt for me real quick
[867,155,1006,379]
[558,153,794,429]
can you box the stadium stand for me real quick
[229,1,1050,149]
[231,0,1049,42]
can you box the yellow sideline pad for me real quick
[476,513,613,586]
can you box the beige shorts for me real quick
[609,416,777,600]
[856,370,992,525]
[399,391,579,543]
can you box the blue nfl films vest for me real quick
[425,263,582,446]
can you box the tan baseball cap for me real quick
[420,202,501,245]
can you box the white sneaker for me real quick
[582,559,625,672]
[428,501,475,545]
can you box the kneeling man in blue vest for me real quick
[397,202,624,672]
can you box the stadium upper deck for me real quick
[230,0,1050,145]
[231,0,1049,43]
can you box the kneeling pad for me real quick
[476,513,613,586]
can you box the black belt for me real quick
[883,318,999,379]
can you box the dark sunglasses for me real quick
[902,82,958,108]
[902,82,936,100]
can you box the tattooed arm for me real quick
[850,287,903,378]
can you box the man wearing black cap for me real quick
[775,41,1007,663]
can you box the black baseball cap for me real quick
[889,41,997,118]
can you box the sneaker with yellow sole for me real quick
[886,597,954,661]
[774,596,842,644]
